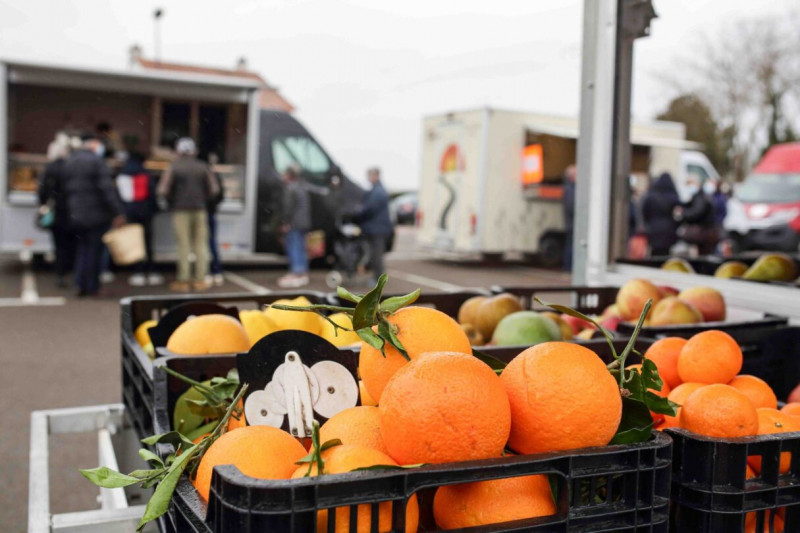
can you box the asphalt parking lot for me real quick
[0,227,569,532]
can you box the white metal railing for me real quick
[28,404,149,533]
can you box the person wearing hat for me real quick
[62,132,126,296]
[157,137,219,291]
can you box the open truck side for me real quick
[416,107,712,265]
[0,59,360,262]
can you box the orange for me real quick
[166,314,251,355]
[679,384,758,438]
[359,307,472,403]
[292,445,419,533]
[659,382,706,430]
[643,337,687,389]
[780,403,800,419]
[433,475,556,529]
[319,406,388,455]
[359,380,377,406]
[729,375,778,409]
[748,408,800,474]
[745,510,784,533]
[677,330,742,384]
[379,351,510,465]
[193,425,306,501]
[501,342,622,454]
[746,464,757,480]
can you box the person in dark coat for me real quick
[62,133,125,296]
[278,164,311,288]
[676,177,718,255]
[38,133,76,288]
[355,167,393,283]
[561,165,577,270]
[641,172,681,256]
[115,152,163,286]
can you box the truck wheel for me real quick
[537,234,565,268]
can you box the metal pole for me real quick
[574,0,619,284]
[609,0,656,262]
[574,0,655,284]
[153,9,163,62]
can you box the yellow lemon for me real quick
[319,312,361,347]
[359,380,378,406]
[134,319,158,347]
[239,310,279,347]
[264,296,324,334]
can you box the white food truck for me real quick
[0,58,362,261]
[416,107,718,265]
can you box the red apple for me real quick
[561,314,596,335]
[658,285,680,297]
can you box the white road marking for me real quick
[0,255,66,307]
[0,296,65,307]
[387,269,465,292]
[223,270,272,294]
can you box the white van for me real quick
[416,107,718,265]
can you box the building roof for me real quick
[134,56,294,112]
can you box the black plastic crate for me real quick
[617,254,800,288]
[121,291,330,439]
[616,257,724,276]
[326,288,493,319]
[148,336,669,532]
[490,284,788,345]
[667,427,800,532]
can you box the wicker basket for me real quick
[103,223,146,266]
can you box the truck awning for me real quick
[2,58,259,103]
[524,122,703,150]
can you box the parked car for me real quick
[725,143,800,252]
[390,191,418,226]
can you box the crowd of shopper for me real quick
[562,167,729,266]
[38,129,393,295]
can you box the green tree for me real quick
[657,94,734,175]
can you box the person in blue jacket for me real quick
[355,167,393,284]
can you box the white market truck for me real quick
[416,107,718,265]
[0,59,362,261]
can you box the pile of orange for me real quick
[176,300,799,532]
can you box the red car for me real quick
[725,143,800,252]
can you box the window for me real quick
[735,174,800,204]
[271,136,330,176]
[686,164,710,182]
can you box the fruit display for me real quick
[110,279,800,532]
[95,277,679,532]
[655,252,800,284]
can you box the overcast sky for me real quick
[0,0,795,191]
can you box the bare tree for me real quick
[659,11,800,180]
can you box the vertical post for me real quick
[153,9,163,62]
[244,89,261,252]
[0,63,7,205]
[150,96,162,153]
[609,0,656,262]
[189,101,200,142]
[574,0,655,284]
[574,0,619,284]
